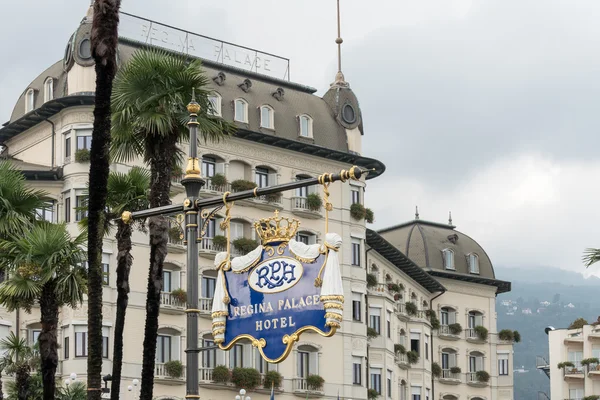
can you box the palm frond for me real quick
[583,248,600,268]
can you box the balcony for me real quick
[199,177,232,198]
[171,174,185,194]
[290,196,321,219]
[251,193,284,212]
[395,353,409,369]
[589,327,600,340]
[198,297,213,319]
[167,222,186,253]
[160,292,185,314]
[439,369,461,384]
[394,303,410,321]
[466,372,489,387]
[536,355,550,378]
[438,325,461,341]
[154,362,186,385]
[198,237,226,259]
[465,328,488,343]
[199,367,214,385]
[564,332,584,344]
[563,364,584,379]
[293,377,324,398]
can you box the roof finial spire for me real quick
[448,211,453,225]
[415,206,420,220]
[332,0,348,87]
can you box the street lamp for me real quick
[235,388,251,400]
[70,372,77,382]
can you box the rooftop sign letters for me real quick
[210,211,343,363]
[119,12,290,81]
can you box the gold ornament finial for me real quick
[254,210,300,245]
[121,211,132,225]
[187,88,201,114]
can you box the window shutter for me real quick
[311,351,319,375]
[449,311,456,324]
[269,172,278,186]
[476,356,484,371]
[216,162,225,175]
[450,353,456,367]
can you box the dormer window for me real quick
[25,89,35,113]
[44,78,54,103]
[468,253,479,274]
[442,249,455,270]
[299,115,313,138]
[260,105,274,129]
[234,99,248,123]
[208,93,222,116]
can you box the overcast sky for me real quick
[2,0,600,276]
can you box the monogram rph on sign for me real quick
[210,185,344,363]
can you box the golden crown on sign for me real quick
[254,210,300,245]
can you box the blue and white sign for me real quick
[210,213,344,363]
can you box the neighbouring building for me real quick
[0,6,516,400]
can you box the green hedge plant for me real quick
[432,362,442,378]
[450,366,462,374]
[394,344,406,354]
[405,301,417,316]
[164,360,184,378]
[365,208,374,223]
[476,370,490,383]
[231,179,257,192]
[449,323,463,335]
[557,361,575,369]
[211,235,228,249]
[210,173,228,188]
[75,148,91,163]
[350,203,367,220]
[233,238,259,254]
[367,327,379,339]
[306,193,322,211]
[231,367,261,390]
[474,325,488,341]
[170,288,187,304]
[366,273,378,288]
[498,329,514,341]
[513,330,521,343]
[367,389,379,400]
[263,370,283,389]
[306,374,325,391]
[406,351,419,364]
[212,365,230,383]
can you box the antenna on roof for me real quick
[332,0,348,87]
[415,206,420,220]
[448,211,453,225]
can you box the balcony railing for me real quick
[291,196,320,212]
[160,292,185,308]
[255,193,283,204]
[441,369,461,381]
[155,362,186,380]
[199,237,226,253]
[563,364,584,377]
[293,377,323,392]
[203,177,231,193]
[395,353,408,365]
[466,372,479,383]
[199,367,213,382]
[439,325,459,336]
[199,297,213,313]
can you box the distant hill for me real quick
[495,265,600,400]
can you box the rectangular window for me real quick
[203,339,216,368]
[163,271,172,293]
[230,221,244,241]
[424,334,429,360]
[35,201,55,223]
[64,336,69,360]
[498,353,509,376]
[230,344,244,367]
[31,330,41,345]
[75,195,87,222]
[298,351,310,378]
[261,107,273,129]
[387,311,392,338]
[76,130,92,150]
[569,388,584,400]
[202,277,216,299]
[235,100,247,122]
[425,388,430,400]
[202,157,216,178]
[411,386,421,400]
[102,327,109,359]
[469,254,479,274]
[75,331,87,357]
[369,307,381,334]
[410,332,420,356]
[297,234,310,245]
[351,239,361,266]
[65,136,71,160]
[255,167,269,188]
[387,370,392,398]
[64,197,71,223]
[156,335,172,363]
[102,263,109,286]
[352,356,362,385]
[370,368,382,395]
[352,293,362,321]
[208,95,221,116]
[351,188,360,205]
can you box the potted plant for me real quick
[210,173,228,189]
[474,325,488,341]
[405,301,417,316]
[427,311,441,330]
[584,396,600,400]
[367,389,379,400]
[211,235,228,249]
[581,358,600,367]
[306,374,324,391]
[365,208,374,223]
[513,330,521,343]
[498,329,514,342]
[212,365,230,383]
[164,360,184,378]
[231,179,258,192]
[448,323,463,335]
[350,203,367,220]
[557,361,575,370]
[431,362,442,378]
[170,288,187,304]
[233,237,259,254]
[263,370,283,389]
[476,370,490,383]
[450,366,462,374]
[367,327,379,339]
[306,193,322,211]
[394,344,406,354]
[406,351,419,364]
[366,273,378,289]
[388,283,402,293]
[75,148,91,163]
[265,192,281,203]
[231,367,261,390]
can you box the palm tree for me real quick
[0,332,40,400]
[88,1,121,398]
[0,223,87,400]
[56,381,87,400]
[111,48,235,399]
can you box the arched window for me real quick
[234,99,248,123]
[441,348,458,377]
[230,338,252,368]
[297,344,319,378]
[156,327,181,364]
[25,89,35,113]
[255,166,276,188]
[44,78,54,103]
[468,351,485,374]
[467,310,485,340]
[468,253,479,274]
[299,114,313,138]
[260,105,274,129]
[442,249,455,270]
[440,307,458,329]
[208,93,222,116]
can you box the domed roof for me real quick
[379,218,502,286]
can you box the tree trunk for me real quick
[88,1,120,399]
[110,220,132,400]
[15,364,30,400]
[139,136,177,400]
[39,281,59,400]
[0,370,4,400]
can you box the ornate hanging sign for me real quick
[210,185,343,363]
